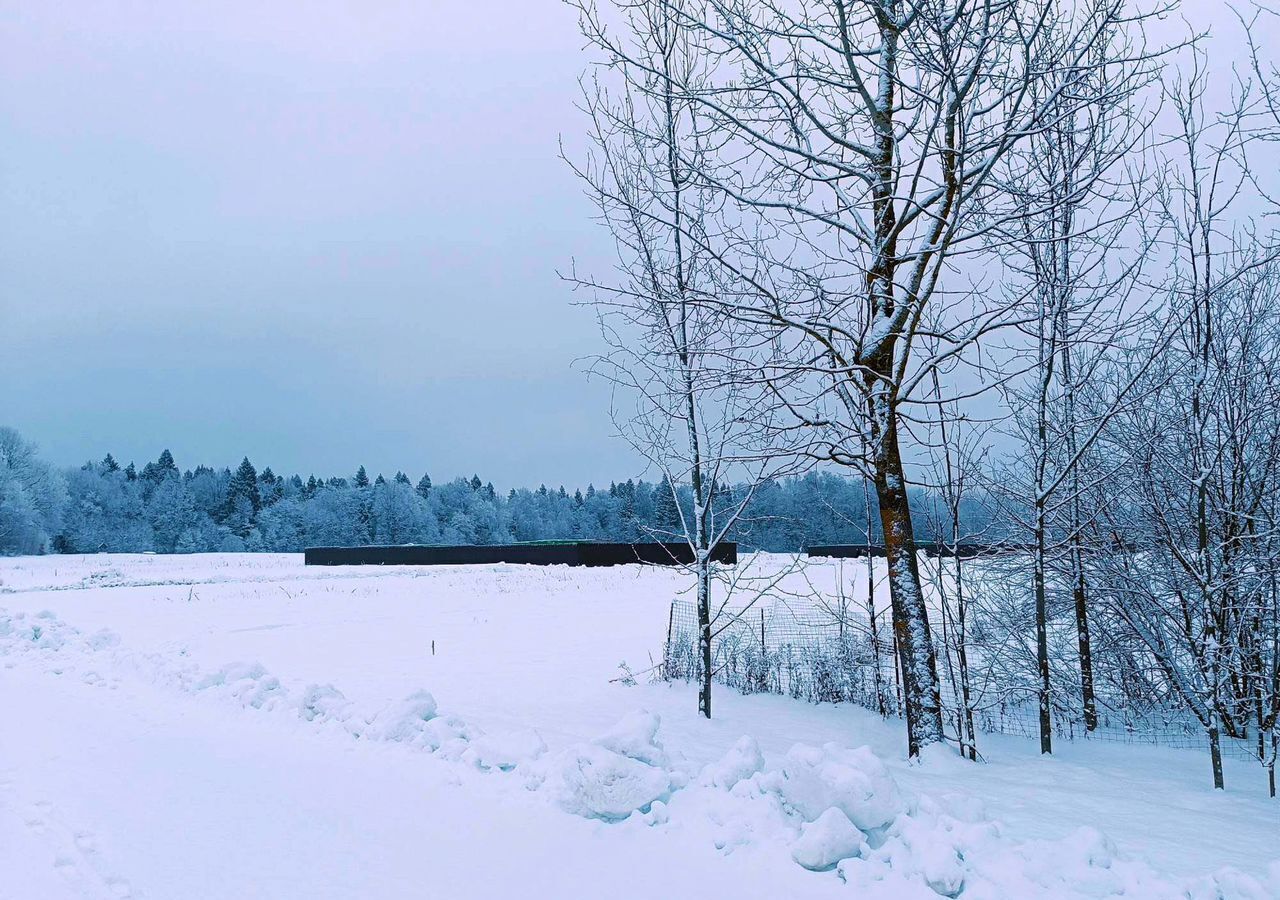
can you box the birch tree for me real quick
[570,0,797,718]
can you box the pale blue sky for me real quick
[0,1,623,486]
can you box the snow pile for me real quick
[698,735,765,790]
[465,729,548,772]
[196,662,288,710]
[774,742,902,833]
[551,743,673,820]
[679,739,1275,899]
[297,683,354,723]
[0,608,74,655]
[791,808,866,871]
[550,710,676,820]
[4,604,1276,899]
[593,709,669,768]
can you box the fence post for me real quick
[760,607,766,649]
[664,601,674,680]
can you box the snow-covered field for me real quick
[1,553,1275,899]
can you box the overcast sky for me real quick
[0,1,628,488]
[0,1,1234,488]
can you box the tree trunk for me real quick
[1035,501,1053,755]
[864,480,887,716]
[955,555,977,761]
[1073,555,1098,731]
[1208,709,1225,790]
[1269,727,1276,799]
[697,557,712,719]
[872,406,944,757]
[867,564,887,716]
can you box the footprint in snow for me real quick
[11,796,136,899]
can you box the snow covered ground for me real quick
[1,553,1276,899]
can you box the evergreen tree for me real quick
[653,475,681,533]
[142,449,178,485]
[227,458,261,514]
[470,474,483,492]
[101,453,120,473]
[124,462,137,481]
[416,473,432,499]
[258,467,283,506]
[354,466,370,488]
[157,449,177,476]
[394,471,411,486]
[374,473,387,486]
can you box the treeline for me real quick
[0,428,996,556]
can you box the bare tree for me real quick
[577,0,1169,757]
[569,0,798,718]
[989,9,1162,753]
[1088,47,1280,787]
[920,387,989,761]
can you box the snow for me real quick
[550,741,673,820]
[791,808,866,871]
[774,742,903,831]
[1,552,1277,899]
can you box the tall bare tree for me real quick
[578,0,1168,756]
[570,0,797,718]
[991,9,1162,753]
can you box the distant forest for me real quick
[0,427,998,555]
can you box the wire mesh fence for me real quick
[661,597,1265,765]
[663,595,896,710]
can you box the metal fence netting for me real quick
[659,596,1261,764]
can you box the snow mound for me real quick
[196,662,287,710]
[298,683,352,724]
[551,711,676,820]
[0,609,75,653]
[775,742,902,833]
[552,742,672,821]
[371,690,440,741]
[592,709,667,767]
[699,736,765,790]
[466,729,547,772]
[791,807,865,871]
